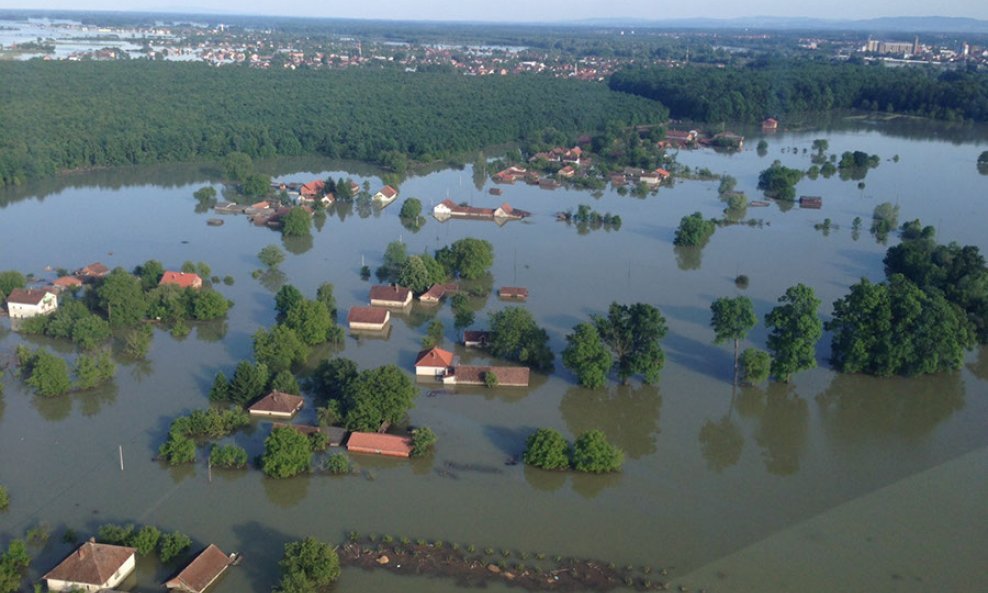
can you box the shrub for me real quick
[324,453,352,475]
[522,428,570,470]
[159,531,192,563]
[571,430,624,473]
[209,444,249,469]
[411,427,437,457]
[739,348,771,385]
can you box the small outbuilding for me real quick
[248,391,304,419]
[77,262,110,280]
[164,544,236,593]
[346,432,413,458]
[347,306,390,331]
[799,195,823,209]
[498,287,528,300]
[43,540,136,593]
[6,288,57,319]
[463,330,491,348]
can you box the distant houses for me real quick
[347,306,390,331]
[247,391,304,419]
[51,276,83,292]
[6,288,57,319]
[77,262,110,281]
[43,540,136,592]
[346,432,413,458]
[432,199,530,224]
[159,271,204,290]
[164,544,236,593]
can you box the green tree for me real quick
[340,365,417,431]
[484,370,498,388]
[73,351,115,390]
[399,197,422,219]
[258,244,285,268]
[241,173,270,197]
[274,285,305,321]
[765,283,823,382]
[228,361,270,405]
[739,348,771,385]
[673,211,716,247]
[757,160,803,200]
[411,427,437,457]
[435,237,494,280]
[131,526,161,556]
[97,523,135,545]
[253,325,309,374]
[158,433,196,465]
[134,259,164,291]
[421,319,444,349]
[323,453,351,475]
[0,486,8,512]
[70,314,112,351]
[398,256,434,294]
[283,300,334,346]
[523,428,570,470]
[23,348,71,397]
[270,369,301,395]
[210,444,249,469]
[208,372,229,402]
[315,282,338,318]
[159,531,192,563]
[571,430,624,473]
[97,268,147,327]
[593,302,667,384]
[189,289,231,320]
[487,307,554,371]
[277,538,341,592]
[562,322,613,389]
[281,207,311,237]
[0,271,26,301]
[224,151,253,182]
[979,150,988,165]
[311,357,359,403]
[261,426,312,478]
[710,296,757,384]
[377,240,408,281]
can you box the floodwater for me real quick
[0,118,986,593]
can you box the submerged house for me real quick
[414,346,455,377]
[347,306,390,331]
[6,288,57,319]
[442,365,530,387]
[159,271,203,289]
[164,544,236,593]
[498,287,528,300]
[369,285,412,307]
[372,185,399,205]
[248,391,304,419]
[346,432,414,458]
[43,540,136,592]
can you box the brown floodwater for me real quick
[0,118,986,593]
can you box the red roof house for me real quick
[414,347,454,376]
[347,306,390,331]
[164,544,235,593]
[369,285,412,307]
[498,287,529,300]
[44,540,136,592]
[346,432,414,458]
[159,271,203,289]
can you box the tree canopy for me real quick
[435,237,494,280]
[339,365,417,431]
[562,322,613,389]
[592,302,667,384]
[487,307,554,371]
[261,426,312,478]
[673,212,716,247]
[571,430,624,473]
[765,283,822,382]
[523,428,571,470]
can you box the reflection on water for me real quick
[32,392,73,422]
[262,473,311,509]
[195,320,229,343]
[698,416,743,472]
[523,464,566,493]
[257,268,286,293]
[78,383,118,417]
[674,245,703,271]
[283,234,313,255]
[571,471,622,499]
[967,346,988,381]
[750,384,809,477]
[559,384,661,459]
[815,372,965,443]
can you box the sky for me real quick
[2,0,987,22]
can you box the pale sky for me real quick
[2,0,986,22]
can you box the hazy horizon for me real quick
[1,1,986,24]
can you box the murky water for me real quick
[0,118,986,593]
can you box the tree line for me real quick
[0,61,662,188]
[609,60,988,123]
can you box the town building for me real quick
[347,306,390,331]
[6,288,57,319]
[414,346,455,377]
[43,540,136,592]
[346,432,414,458]
[369,285,412,307]
[247,391,304,419]
[164,544,236,593]
[159,271,204,289]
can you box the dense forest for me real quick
[609,60,988,123]
[0,62,665,188]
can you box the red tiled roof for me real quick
[369,285,411,303]
[248,391,304,415]
[346,432,413,458]
[53,276,83,288]
[498,287,528,299]
[79,262,109,277]
[159,271,203,289]
[451,365,530,386]
[6,288,52,305]
[378,185,398,198]
[165,544,232,593]
[419,284,446,302]
[415,347,454,368]
[347,306,389,325]
[44,541,135,586]
[299,180,326,197]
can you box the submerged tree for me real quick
[765,284,822,382]
[710,296,757,385]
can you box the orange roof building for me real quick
[347,306,390,331]
[44,540,137,592]
[414,346,454,376]
[248,391,304,419]
[346,432,413,458]
[159,271,203,289]
[164,544,235,593]
[498,287,529,300]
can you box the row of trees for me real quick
[0,61,661,188]
[96,523,192,563]
[16,346,115,397]
[523,428,624,473]
[610,61,988,123]
[310,358,418,432]
[377,237,495,294]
